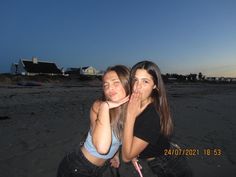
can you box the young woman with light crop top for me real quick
[57,65,130,177]
[122,61,193,177]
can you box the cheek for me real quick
[117,86,126,97]
[103,90,109,98]
[142,87,153,96]
[132,82,137,91]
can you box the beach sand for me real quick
[0,80,236,177]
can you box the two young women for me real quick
[57,61,192,177]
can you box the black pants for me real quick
[57,148,108,177]
[147,155,193,177]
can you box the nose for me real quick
[108,84,115,92]
[134,81,142,90]
[107,84,115,92]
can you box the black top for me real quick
[133,103,170,159]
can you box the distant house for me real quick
[205,77,236,82]
[80,66,98,75]
[167,77,178,81]
[11,57,62,76]
[206,77,216,81]
[232,78,236,82]
[65,67,81,75]
[223,77,236,82]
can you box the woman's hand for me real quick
[132,157,143,173]
[127,90,142,120]
[110,154,120,168]
[122,90,150,162]
[127,89,150,120]
[105,96,129,109]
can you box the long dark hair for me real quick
[130,61,173,137]
[102,65,130,140]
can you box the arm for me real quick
[91,101,112,154]
[122,92,149,162]
[91,97,129,154]
[122,113,148,162]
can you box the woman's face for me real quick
[132,69,156,105]
[103,71,126,101]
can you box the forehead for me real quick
[103,71,120,82]
[134,69,153,80]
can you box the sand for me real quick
[0,80,236,177]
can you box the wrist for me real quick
[125,117,136,127]
[126,113,136,121]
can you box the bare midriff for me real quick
[81,146,107,167]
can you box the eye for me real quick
[103,84,109,89]
[132,78,138,82]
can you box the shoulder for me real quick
[135,103,160,128]
[90,100,102,127]
[91,100,102,114]
[134,103,161,144]
[139,103,159,121]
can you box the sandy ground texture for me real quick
[0,80,236,177]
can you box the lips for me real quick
[109,92,117,97]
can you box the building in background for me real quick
[80,66,98,75]
[11,57,62,76]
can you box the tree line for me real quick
[162,72,206,82]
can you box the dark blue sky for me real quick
[1,0,236,77]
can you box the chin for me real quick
[111,96,122,102]
[108,97,117,102]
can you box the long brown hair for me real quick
[130,60,173,137]
[102,65,130,140]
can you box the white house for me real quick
[80,66,98,75]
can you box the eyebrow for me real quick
[134,77,152,81]
[103,78,120,83]
[110,78,120,82]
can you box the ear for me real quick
[153,85,159,92]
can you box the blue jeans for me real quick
[57,148,108,177]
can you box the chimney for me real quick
[32,57,38,64]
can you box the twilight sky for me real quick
[1,0,236,77]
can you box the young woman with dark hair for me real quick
[122,60,192,177]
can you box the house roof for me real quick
[82,66,90,70]
[66,67,80,71]
[22,60,62,74]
